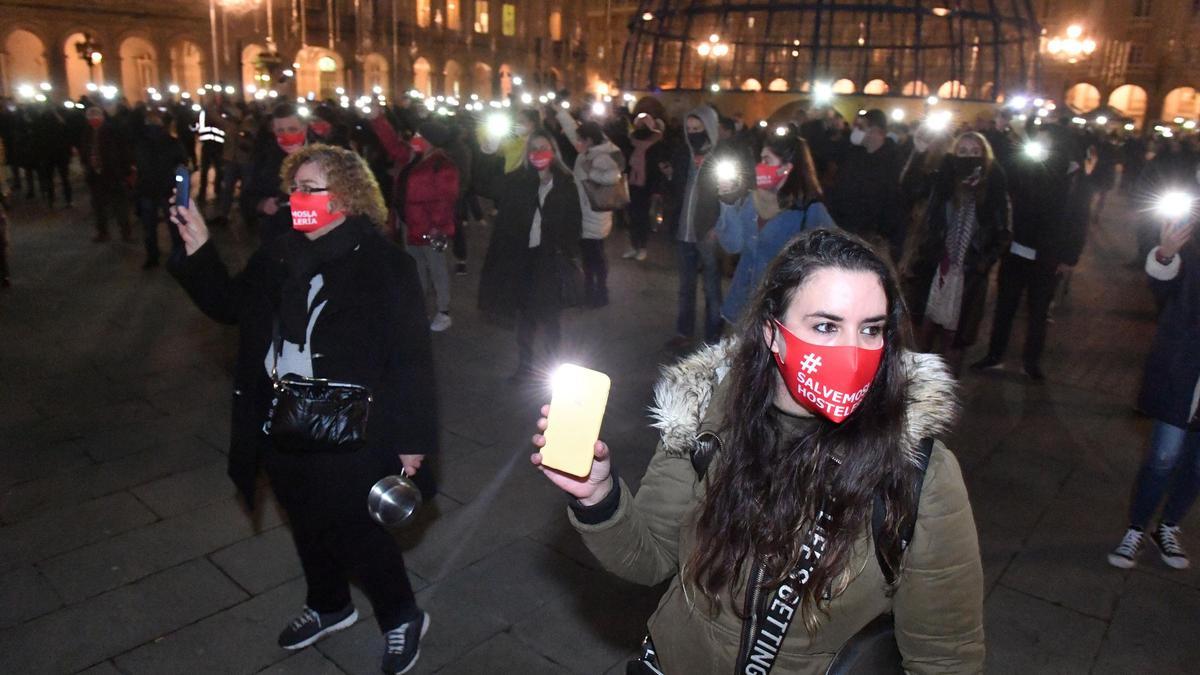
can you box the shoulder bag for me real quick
[581,149,631,212]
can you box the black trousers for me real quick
[515,248,562,371]
[198,145,224,202]
[37,159,71,206]
[90,183,131,238]
[985,253,1060,368]
[264,446,420,632]
[579,238,608,305]
[628,184,653,249]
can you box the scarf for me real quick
[278,217,372,351]
[940,191,977,278]
[629,130,661,187]
[752,188,782,223]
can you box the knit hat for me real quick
[417,120,451,148]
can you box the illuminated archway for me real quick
[362,53,389,95]
[64,32,102,100]
[937,80,968,99]
[444,59,462,97]
[902,80,930,97]
[169,40,204,94]
[473,62,493,99]
[832,78,855,94]
[1162,87,1199,121]
[740,77,762,91]
[5,29,48,96]
[767,78,788,92]
[412,57,432,97]
[1064,82,1101,113]
[295,46,344,100]
[863,79,889,95]
[241,44,265,97]
[1109,84,1148,124]
[119,36,158,102]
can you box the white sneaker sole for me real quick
[1107,553,1137,569]
[394,613,431,675]
[282,609,359,650]
[1153,540,1191,569]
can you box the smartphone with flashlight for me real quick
[542,364,611,478]
[173,166,190,209]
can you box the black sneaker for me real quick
[454,261,468,276]
[970,356,1003,372]
[277,605,358,650]
[1107,527,1145,569]
[1152,523,1191,569]
[382,612,430,674]
[1023,363,1046,383]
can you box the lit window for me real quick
[416,0,431,28]
[502,3,516,37]
[474,1,489,33]
[447,0,461,30]
[550,10,562,41]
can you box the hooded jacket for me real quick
[569,341,984,674]
[555,108,625,239]
[670,106,722,244]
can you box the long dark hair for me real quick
[686,229,917,630]
[764,133,824,211]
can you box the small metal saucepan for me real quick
[368,472,422,529]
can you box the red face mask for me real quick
[771,319,884,423]
[755,163,790,190]
[309,120,332,137]
[528,150,554,170]
[410,135,432,155]
[87,117,104,129]
[289,191,344,233]
[276,130,307,152]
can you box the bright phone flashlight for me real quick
[1023,141,1047,161]
[1155,191,1195,220]
[485,112,511,139]
[715,160,738,183]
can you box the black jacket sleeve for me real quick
[168,240,267,326]
[376,250,440,456]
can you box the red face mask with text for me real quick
[410,135,432,155]
[528,150,554,170]
[771,319,883,423]
[755,163,789,190]
[276,130,307,152]
[289,191,343,233]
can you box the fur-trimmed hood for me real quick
[648,339,959,465]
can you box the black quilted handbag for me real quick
[263,319,372,454]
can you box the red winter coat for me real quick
[370,116,459,246]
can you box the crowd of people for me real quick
[0,82,1196,674]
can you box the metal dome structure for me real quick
[620,1,1042,102]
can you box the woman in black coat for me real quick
[169,144,437,675]
[478,128,582,381]
[1108,219,1200,571]
[902,131,1010,375]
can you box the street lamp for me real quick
[74,33,104,85]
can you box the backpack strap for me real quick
[872,437,936,585]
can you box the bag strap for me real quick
[872,437,936,585]
[270,315,282,384]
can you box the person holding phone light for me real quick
[902,132,1011,376]
[713,132,833,325]
[1108,198,1200,571]
[168,145,437,675]
[532,229,983,674]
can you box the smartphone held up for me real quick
[540,364,611,478]
[173,165,191,209]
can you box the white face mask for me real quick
[849,128,867,146]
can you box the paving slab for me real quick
[439,630,567,675]
[983,584,1107,674]
[1091,570,1200,674]
[38,495,281,604]
[209,525,305,595]
[130,460,237,518]
[0,566,62,629]
[257,648,347,674]
[0,558,246,674]
[0,491,159,573]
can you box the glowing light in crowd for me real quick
[1155,191,1195,219]
[268,90,279,98]
[813,81,834,103]
[168,84,180,94]
[1095,116,1108,125]
[546,92,556,100]
[560,101,570,109]
[512,76,523,86]
[486,112,512,138]
[86,82,98,92]
[890,108,905,122]
[1071,117,1086,125]
[715,160,737,182]
[1124,123,1136,131]
[246,84,258,94]
[1009,95,1028,109]
[336,87,346,96]
[926,96,939,105]
[520,92,533,105]
[710,83,720,93]
[775,126,788,136]
[424,98,437,111]
[63,101,74,109]
[1024,141,1047,161]
[181,92,191,99]
[16,84,34,99]
[925,110,952,132]
[1186,120,1198,130]
[758,120,768,128]
[191,103,202,112]
[298,105,310,117]
[591,101,606,116]
[39,82,51,91]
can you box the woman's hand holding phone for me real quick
[531,404,613,505]
[1159,218,1195,260]
[169,199,210,256]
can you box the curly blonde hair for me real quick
[280,144,388,225]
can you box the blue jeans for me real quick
[1129,420,1200,528]
[676,240,723,342]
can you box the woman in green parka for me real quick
[531,229,984,674]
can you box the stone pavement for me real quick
[1,184,1197,675]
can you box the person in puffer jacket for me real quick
[531,229,984,674]
[557,110,624,307]
[370,114,460,332]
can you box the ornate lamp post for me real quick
[74,33,104,85]
[1045,24,1097,64]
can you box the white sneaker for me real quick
[1107,527,1145,569]
[621,248,639,259]
[430,313,452,332]
[1152,523,1191,569]
[635,249,648,261]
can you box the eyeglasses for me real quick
[290,185,329,195]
